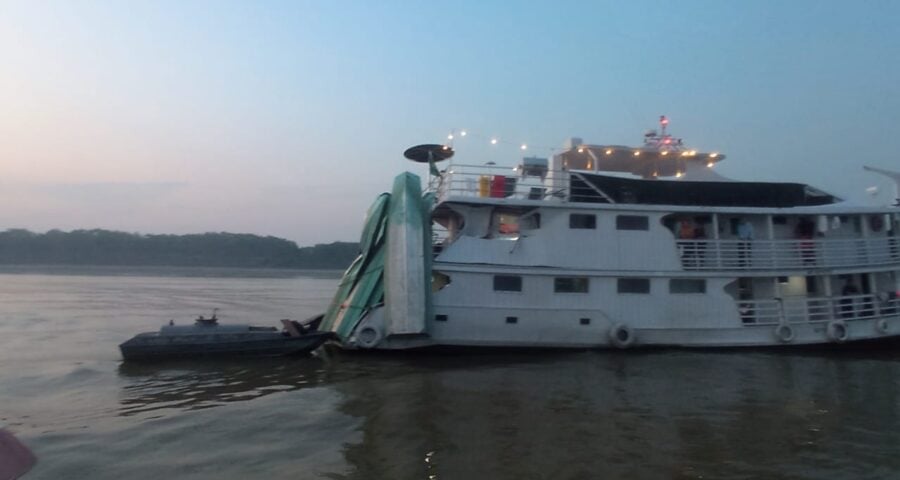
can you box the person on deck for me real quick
[795,217,817,265]
[677,218,696,267]
[737,219,754,267]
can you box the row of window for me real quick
[493,275,706,294]
[435,314,594,325]
[570,214,649,231]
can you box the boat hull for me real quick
[119,331,334,361]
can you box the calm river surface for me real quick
[1,267,899,479]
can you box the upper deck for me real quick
[421,119,899,275]
[429,161,842,211]
[426,117,855,212]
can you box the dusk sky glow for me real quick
[2,1,899,245]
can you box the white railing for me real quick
[429,164,576,203]
[738,294,900,326]
[678,237,900,271]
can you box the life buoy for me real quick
[774,324,795,343]
[608,323,635,348]
[356,326,383,348]
[876,318,889,334]
[826,320,849,343]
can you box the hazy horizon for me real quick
[3,1,899,245]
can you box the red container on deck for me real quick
[491,175,506,198]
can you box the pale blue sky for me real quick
[1,1,898,245]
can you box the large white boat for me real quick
[320,118,900,349]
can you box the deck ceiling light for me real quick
[707,161,715,168]
[605,149,613,155]
[633,151,641,156]
[710,153,718,158]
[577,147,584,153]
[661,151,668,156]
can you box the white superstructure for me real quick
[324,118,900,348]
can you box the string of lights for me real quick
[440,117,722,177]
[444,128,564,155]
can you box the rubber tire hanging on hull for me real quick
[774,324,795,343]
[608,323,635,348]
[356,326,383,349]
[826,320,849,343]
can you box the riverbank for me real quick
[0,229,358,269]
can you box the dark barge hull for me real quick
[120,332,334,361]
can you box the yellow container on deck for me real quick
[478,175,490,197]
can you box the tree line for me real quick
[0,229,359,269]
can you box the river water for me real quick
[1,267,899,479]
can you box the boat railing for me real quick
[738,294,900,326]
[678,237,900,271]
[432,224,450,257]
[428,163,579,203]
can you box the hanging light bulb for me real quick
[676,171,684,178]
[709,152,718,158]
[577,147,584,153]
[490,138,498,145]
[605,149,613,155]
[707,161,714,168]
[661,151,668,156]
[633,150,641,156]
[520,144,528,150]
[460,131,467,137]
[447,134,454,140]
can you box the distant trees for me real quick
[0,229,358,269]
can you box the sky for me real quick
[1,0,899,246]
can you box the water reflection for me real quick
[326,349,900,480]
[116,357,330,417]
[111,347,900,479]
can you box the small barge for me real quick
[119,311,332,361]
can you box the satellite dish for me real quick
[403,144,455,163]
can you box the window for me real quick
[554,277,589,293]
[435,314,448,322]
[580,318,591,325]
[495,212,520,235]
[432,272,451,292]
[616,215,649,231]
[493,208,541,235]
[569,214,596,229]
[506,316,518,324]
[669,279,706,294]
[493,275,522,292]
[806,276,818,294]
[618,278,650,294]
[521,213,541,230]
